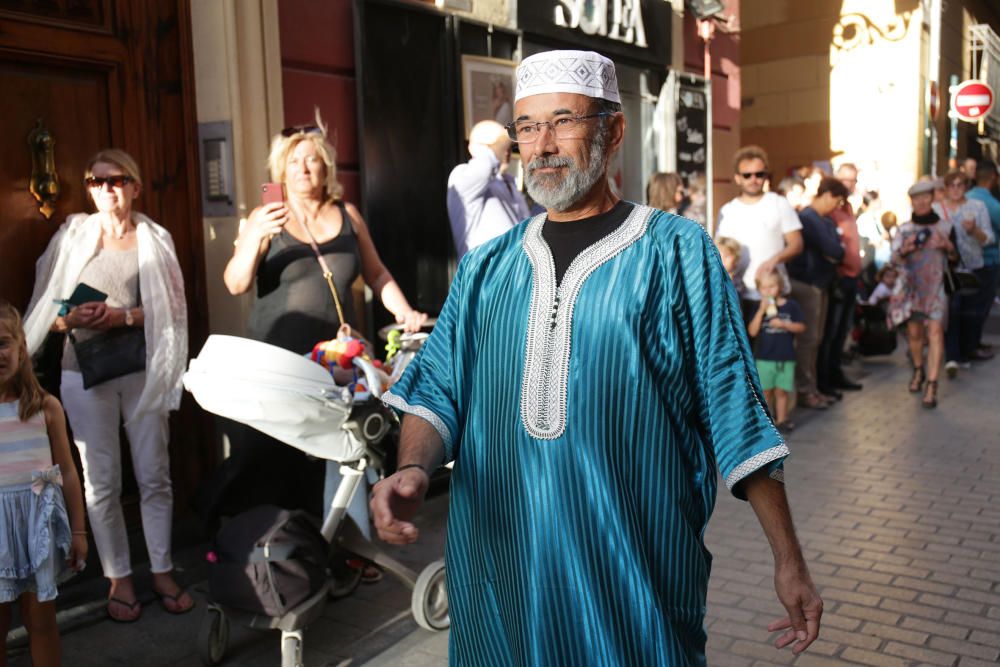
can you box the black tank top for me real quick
[247,201,362,354]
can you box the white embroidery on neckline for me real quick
[519,204,653,440]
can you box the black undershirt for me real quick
[542,200,634,284]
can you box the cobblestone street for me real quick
[10,335,999,666]
[702,345,1000,667]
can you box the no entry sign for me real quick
[950,80,994,122]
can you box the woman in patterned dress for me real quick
[889,180,957,408]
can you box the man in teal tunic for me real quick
[372,50,823,665]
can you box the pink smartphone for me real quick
[261,182,285,206]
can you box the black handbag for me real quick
[943,266,981,296]
[944,227,982,296]
[70,327,146,389]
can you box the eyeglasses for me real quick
[739,171,768,180]
[280,124,322,137]
[85,175,133,188]
[505,112,613,143]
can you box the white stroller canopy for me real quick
[184,335,364,462]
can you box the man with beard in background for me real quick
[371,50,822,666]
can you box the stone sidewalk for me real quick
[360,337,1000,667]
[8,335,999,666]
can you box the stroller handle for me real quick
[352,356,385,399]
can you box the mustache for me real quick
[527,155,575,172]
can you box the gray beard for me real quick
[525,129,608,213]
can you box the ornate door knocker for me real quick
[28,118,60,219]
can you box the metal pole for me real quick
[697,19,716,234]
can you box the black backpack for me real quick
[208,505,329,617]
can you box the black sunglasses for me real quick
[85,175,133,188]
[739,171,768,180]
[280,124,322,137]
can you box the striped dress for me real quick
[384,206,787,666]
[0,400,71,602]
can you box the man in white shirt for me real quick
[447,120,531,258]
[716,145,804,322]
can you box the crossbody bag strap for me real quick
[296,211,346,330]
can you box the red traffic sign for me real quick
[950,80,994,122]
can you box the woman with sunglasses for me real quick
[23,149,190,622]
[218,115,426,521]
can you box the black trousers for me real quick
[817,276,858,391]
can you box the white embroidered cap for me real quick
[515,50,620,104]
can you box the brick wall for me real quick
[739,0,840,182]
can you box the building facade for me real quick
[740,0,1000,217]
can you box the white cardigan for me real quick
[25,212,188,421]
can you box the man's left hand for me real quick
[767,560,823,654]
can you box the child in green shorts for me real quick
[747,269,806,433]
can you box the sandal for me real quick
[908,366,925,393]
[922,380,938,409]
[153,587,196,615]
[107,596,142,623]
[361,565,383,584]
[798,393,828,410]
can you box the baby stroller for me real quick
[183,332,448,667]
[852,302,898,356]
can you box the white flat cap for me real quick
[515,50,620,104]
[907,180,937,197]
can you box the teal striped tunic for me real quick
[384,205,787,666]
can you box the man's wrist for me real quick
[397,463,430,476]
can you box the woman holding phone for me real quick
[23,149,190,622]
[219,112,425,517]
[889,179,956,408]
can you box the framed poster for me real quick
[461,55,517,137]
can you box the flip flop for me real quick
[107,596,142,623]
[153,588,196,615]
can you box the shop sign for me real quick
[519,0,671,66]
[676,82,708,187]
[554,0,647,48]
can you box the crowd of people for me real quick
[699,146,999,423]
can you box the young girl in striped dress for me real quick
[0,302,86,666]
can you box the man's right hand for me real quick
[370,468,430,544]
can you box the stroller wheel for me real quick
[280,631,304,667]
[411,559,449,631]
[197,605,230,665]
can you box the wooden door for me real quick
[0,1,211,531]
